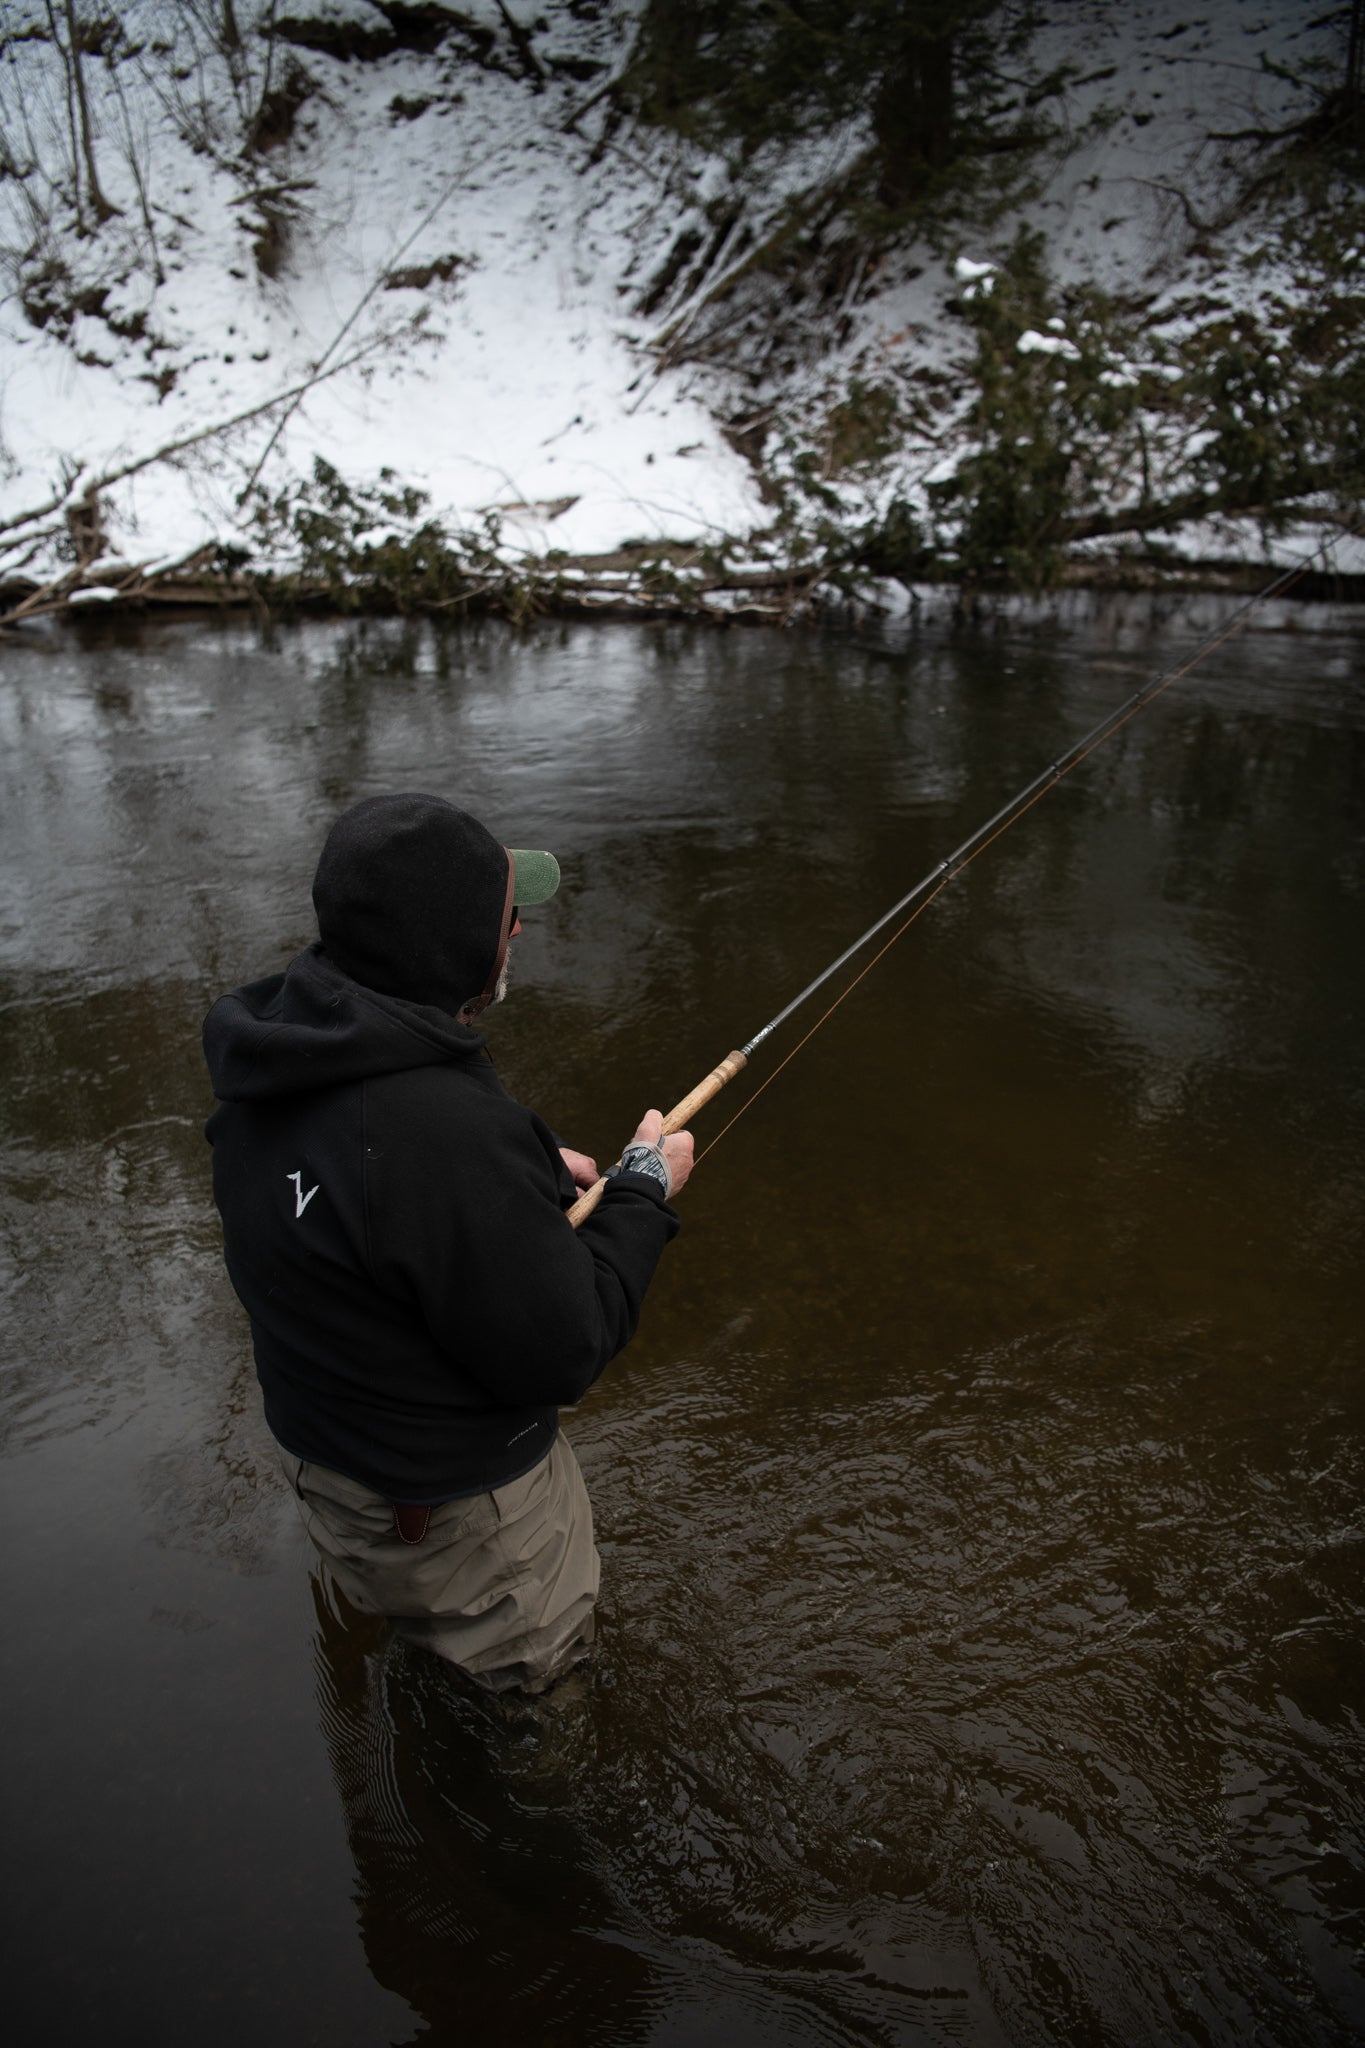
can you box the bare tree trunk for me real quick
[873,30,955,208]
[110,60,164,283]
[1348,0,1364,142]
[634,0,704,115]
[61,2,121,223]
[44,0,85,230]
[249,0,279,153]
[217,0,250,107]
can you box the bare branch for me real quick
[0,337,397,544]
[1064,467,1350,544]
[108,56,163,282]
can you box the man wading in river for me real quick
[202,792,692,1691]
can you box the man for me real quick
[203,792,692,1692]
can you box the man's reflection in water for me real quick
[308,1571,662,2041]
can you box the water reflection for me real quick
[1,602,1362,2044]
[309,1578,629,2041]
[310,1577,930,2045]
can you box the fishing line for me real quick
[697,544,1330,1162]
[694,883,950,1166]
[567,528,1353,1227]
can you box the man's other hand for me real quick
[631,1109,694,1196]
[559,1147,599,1190]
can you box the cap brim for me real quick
[509,848,561,904]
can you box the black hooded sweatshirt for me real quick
[203,798,679,1505]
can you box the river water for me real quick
[1,599,1361,2046]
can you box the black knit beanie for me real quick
[312,793,510,1014]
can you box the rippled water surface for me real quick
[1,601,1362,2046]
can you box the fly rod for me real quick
[567,543,1337,1229]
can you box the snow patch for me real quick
[0,0,1350,593]
[1017,330,1082,361]
[953,256,998,302]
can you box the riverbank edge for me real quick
[4,549,1362,639]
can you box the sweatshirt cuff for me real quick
[602,1166,675,1211]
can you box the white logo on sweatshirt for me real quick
[288,1170,319,1218]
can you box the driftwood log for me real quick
[1,540,829,633]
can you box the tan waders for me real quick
[278,1437,598,1693]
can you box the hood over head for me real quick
[312,792,511,1016]
[204,942,488,1102]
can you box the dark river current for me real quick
[1,599,1362,2046]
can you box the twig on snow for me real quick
[0,337,394,549]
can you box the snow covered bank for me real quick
[1,0,1361,627]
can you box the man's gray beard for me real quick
[459,954,510,1024]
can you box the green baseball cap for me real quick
[508,848,561,904]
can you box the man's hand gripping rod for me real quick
[566,1050,748,1228]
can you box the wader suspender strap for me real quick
[392,1503,432,1545]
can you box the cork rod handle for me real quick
[565,1050,748,1230]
